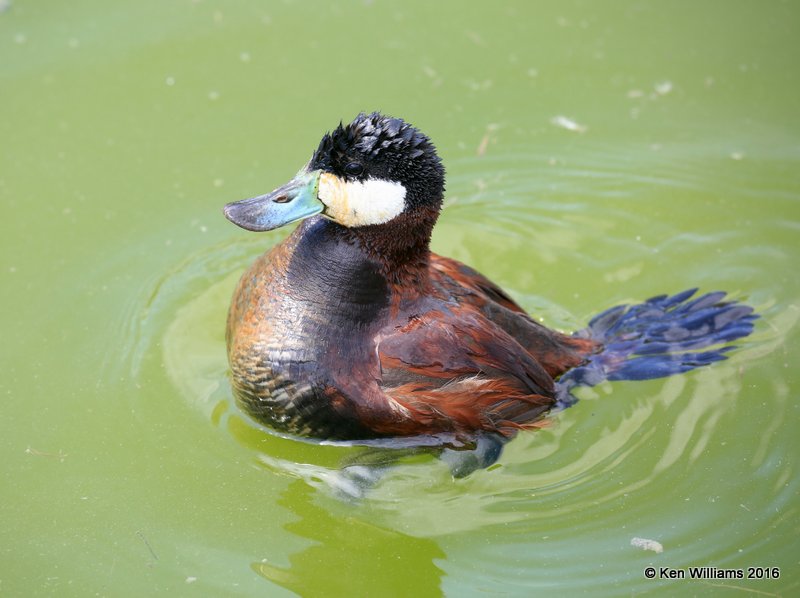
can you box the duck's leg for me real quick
[328,434,508,497]
[439,433,508,478]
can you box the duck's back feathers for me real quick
[375,307,554,437]
[363,253,599,438]
[429,255,599,377]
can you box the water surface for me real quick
[2,1,799,595]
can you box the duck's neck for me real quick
[284,216,433,326]
[327,209,438,289]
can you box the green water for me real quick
[3,0,799,595]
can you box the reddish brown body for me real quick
[227,216,598,442]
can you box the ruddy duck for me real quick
[223,112,756,445]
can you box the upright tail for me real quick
[556,289,758,407]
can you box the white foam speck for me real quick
[551,115,587,133]
[654,80,673,96]
[631,537,664,553]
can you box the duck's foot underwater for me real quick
[324,435,507,499]
[438,434,508,478]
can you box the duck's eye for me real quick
[344,162,363,176]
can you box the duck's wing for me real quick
[370,305,557,438]
[429,254,526,313]
[428,254,599,378]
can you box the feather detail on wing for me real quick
[429,254,600,377]
[373,305,557,437]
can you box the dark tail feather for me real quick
[556,289,758,407]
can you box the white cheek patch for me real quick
[318,173,406,227]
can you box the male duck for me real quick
[224,112,756,444]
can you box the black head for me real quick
[310,112,445,216]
